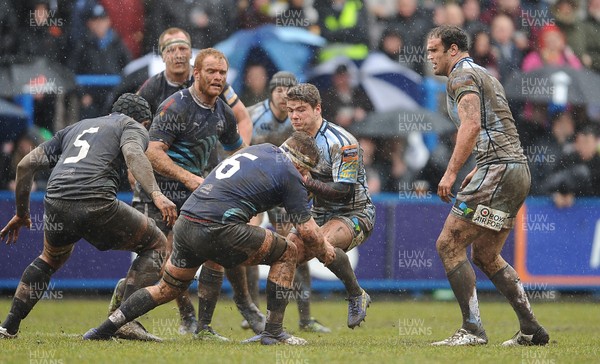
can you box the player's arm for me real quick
[220,101,246,156]
[0,147,49,244]
[295,217,335,266]
[303,177,354,202]
[438,92,481,203]
[232,100,252,145]
[122,142,177,226]
[146,141,204,191]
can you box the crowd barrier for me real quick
[1,191,598,293]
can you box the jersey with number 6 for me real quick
[42,113,149,201]
[181,144,311,225]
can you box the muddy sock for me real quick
[295,263,311,323]
[197,266,223,327]
[176,291,196,320]
[490,264,539,334]
[96,289,158,336]
[122,250,163,301]
[2,258,56,335]
[326,248,362,296]
[246,265,260,308]
[226,265,253,307]
[447,260,484,335]
[264,280,291,336]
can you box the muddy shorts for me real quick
[170,215,267,269]
[451,163,530,230]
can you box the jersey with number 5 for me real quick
[43,113,149,200]
[181,144,312,225]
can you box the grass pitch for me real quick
[0,295,598,364]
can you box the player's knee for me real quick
[160,268,192,299]
[41,244,74,269]
[280,240,298,264]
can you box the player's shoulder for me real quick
[157,88,191,114]
[448,66,482,95]
[320,120,358,147]
[248,99,269,120]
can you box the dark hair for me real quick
[112,93,152,123]
[283,131,320,168]
[428,25,469,52]
[286,83,321,108]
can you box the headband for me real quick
[160,39,191,54]
[280,143,317,170]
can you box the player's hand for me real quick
[0,215,32,245]
[318,240,336,266]
[437,172,457,203]
[184,175,204,192]
[460,167,477,190]
[152,192,178,227]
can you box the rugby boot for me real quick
[502,326,549,346]
[346,289,371,329]
[431,328,488,346]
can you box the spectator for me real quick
[490,13,523,81]
[358,136,382,194]
[7,127,51,192]
[480,0,534,51]
[100,0,145,58]
[582,0,600,72]
[527,111,576,195]
[383,0,433,74]
[470,30,499,79]
[320,64,373,128]
[544,124,600,207]
[461,0,487,38]
[68,4,131,119]
[240,64,270,106]
[521,25,581,71]
[551,0,585,60]
[0,0,19,64]
[317,0,370,61]
[444,3,465,28]
[145,0,236,52]
[378,27,403,62]
[237,0,275,30]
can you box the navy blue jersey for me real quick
[139,87,242,206]
[181,144,311,224]
[137,69,239,114]
[43,113,148,200]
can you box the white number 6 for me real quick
[215,152,257,180]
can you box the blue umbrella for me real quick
[308,52,425,112]
[0,99,29,142]
[215,25,326,91]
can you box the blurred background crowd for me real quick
[1,0,600,206]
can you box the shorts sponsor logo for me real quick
[472,204,507,231]
[452,201,474,218]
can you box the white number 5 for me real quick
[64,127,99,164]
[215,152,257,179]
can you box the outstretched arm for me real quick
[303,177,354,202]
[295,217,335,265]
[0,147,49,243]
[146,141,204,191]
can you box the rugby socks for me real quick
[197,266,224,327]
[490,264,540,334]
[295,263,312,323]
[2,258,56,335]
[246,265,260,307]
[265,280,291,336]
[446,259,484,335]
[326,248,362,296]
[121,250,163,302]
[96,289,158,336]
[176,291,196,321]
[226,265,253,307]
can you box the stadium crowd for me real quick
[1,0,600,204]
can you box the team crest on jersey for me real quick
[341,145,359,162]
